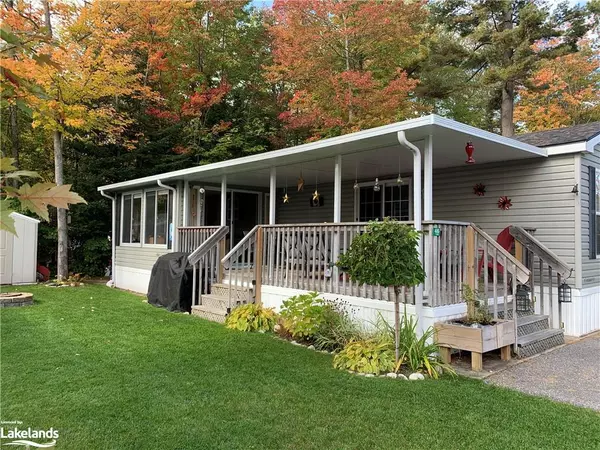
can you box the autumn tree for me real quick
[515,43,600,131]
[268,0,425,141]
[3,0,146,279]
[429,0,590,136]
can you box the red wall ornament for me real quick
[473,183,486,196]
[465,141,475,164]
[498,196,512,210]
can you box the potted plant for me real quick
[336,219,425,365]
[434,284,515,371]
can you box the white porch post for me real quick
[397,131,424,334]
[333,154,342,223]
[269,167,277,225]
[220,175,227,227]
[183,179,189,227]
[424,135,433,221]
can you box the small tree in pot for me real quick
[337,218,425,363]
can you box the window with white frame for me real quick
[595,167,600,257]
[355,179,411,222]
[121,193,142,244]
[121,189,171,247]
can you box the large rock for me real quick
[386,372,398,379]
[409,372,425,381]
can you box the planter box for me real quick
[435,320,516,371]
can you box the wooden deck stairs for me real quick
[191,281,253,323]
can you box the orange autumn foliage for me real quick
[515,45,600,132]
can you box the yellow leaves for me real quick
[9,183,86,221]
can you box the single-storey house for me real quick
[98,115,600,357]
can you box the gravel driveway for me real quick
[488,334,600,411]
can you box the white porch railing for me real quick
[188,226,228,306]
[178,226,221,253]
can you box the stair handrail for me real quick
[509,226,571,276]
[221,225,260,268]
[471,223,530,284]
[188,226,229,266]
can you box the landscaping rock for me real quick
[386,372,398,379]
[409,373,425,381]
[365,374,375,378]
[307,345,315,351]
[397,374,408,380]
[291,340,302,346]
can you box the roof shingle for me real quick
[516,122,600,147]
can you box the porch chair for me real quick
[477,226,515,281]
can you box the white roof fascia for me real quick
[586,133,600,153]
[545,142,587,155]
[10,212,41,223]
[98,114,546,192]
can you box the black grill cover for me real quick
[147,252,193,313]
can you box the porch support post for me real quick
[424,135,433,221]
[183,179,189,227]
[333,154,342,223]
[220,175,227,226]
[397,131,424,334]
[269,167,276,225]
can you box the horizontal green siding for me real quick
[581,151,600,288]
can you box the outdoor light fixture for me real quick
[465,141,475,164]
[373,177,381,192]
[558,281,572,303]
[571,184,579,194]
[515,284,531,312]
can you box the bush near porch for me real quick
[1,285,599,450]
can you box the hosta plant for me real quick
[225,304,277,333]
[279,291,329,340]
[333,339,395,375]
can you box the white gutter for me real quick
[157,180,178,251]
[397,131,424,333]
[100,190,116,286]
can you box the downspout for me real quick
[158,180,178,251]
[100,190,116,287]
[397,131,424,333]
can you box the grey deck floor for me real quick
[487,333,600,411]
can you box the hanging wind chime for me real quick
[374,166,380,192]
[397,155,403,185]
[354,163,359,190]
[313,172,320,202]
[297,167,304,192]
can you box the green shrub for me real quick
[225,304,277,333]
[378,311,455,379]
[314,299,365,351]
[333,340,395,375]
[279,292,329,340]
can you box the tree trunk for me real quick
[6,0,19,185]
[394,286,401,365]
[43,0,53,37]
[500,5,514,137]
[54,130,68,281]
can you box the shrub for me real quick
[314,299,365,351]
[333,340,395,375]
[279,292,329,340]
[225,304,277,333]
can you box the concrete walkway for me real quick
[488,333,600,411]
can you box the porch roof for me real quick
[98,114,547,192]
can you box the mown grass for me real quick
[1,285,598,449]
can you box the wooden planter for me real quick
[435,320,515,371]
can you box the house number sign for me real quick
[432,226,441,237]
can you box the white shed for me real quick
[0,213,40,285]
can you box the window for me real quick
[356,179,411,222]
[592,166,599,258]
[144,190,169,245]
[121,193,142,244]
[121,189,171,247]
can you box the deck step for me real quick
[191,304,228,323]
[516,314,549,337]
[199,294,230,311]
[490,304,534,320]
[209,283,252,301]
[517,328,564,358]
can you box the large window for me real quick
[121,193,142,244]
[121,189,171,247]
[355,180,411,222]
[592,166,600,258]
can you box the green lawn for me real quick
[1,285,598,449]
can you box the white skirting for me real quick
[115,265,151,294]
[561,286,600,337]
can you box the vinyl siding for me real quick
[581,151,600,288]
[115,246,170,271]
[276,181,356,224]
[433,155,577,270]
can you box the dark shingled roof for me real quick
[516,122,600,147]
